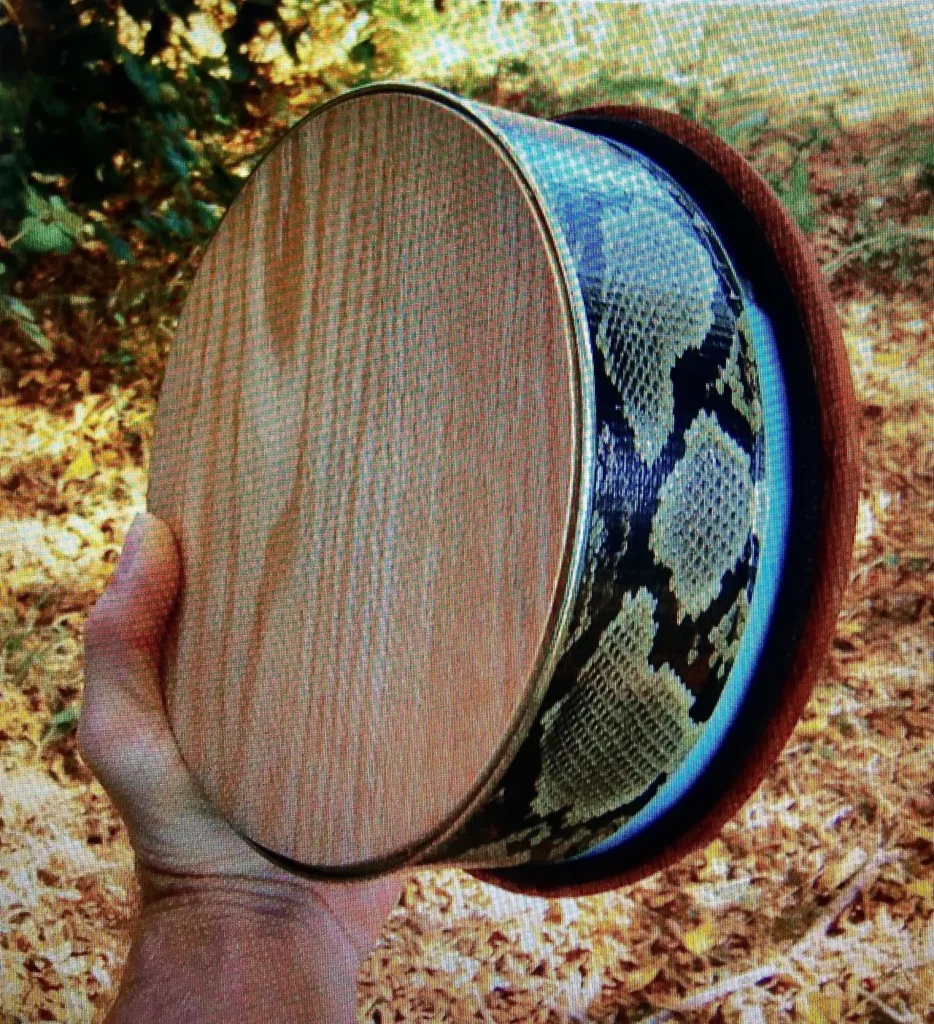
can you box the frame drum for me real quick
[147,82,858,897]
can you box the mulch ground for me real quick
[0,118,932,1024]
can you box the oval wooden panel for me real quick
[147,89,582,870]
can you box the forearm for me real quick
[103,889,363,1024]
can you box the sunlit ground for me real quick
[1,3,932,1021]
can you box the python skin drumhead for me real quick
[470,104,860,897]
[147,82,858,896]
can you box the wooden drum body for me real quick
[147,83,858,897]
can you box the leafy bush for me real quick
[0,0,302,351]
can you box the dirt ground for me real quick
[0,119,932,1023]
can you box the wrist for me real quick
[105,883,363,1024]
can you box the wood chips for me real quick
[1,138,933,1024]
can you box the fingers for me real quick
[308,868,415,955]
[77,510,421,946]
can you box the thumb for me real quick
[92,516,183,659]
[80,513,195,860]
[84,511,182,706]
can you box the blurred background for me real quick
[0,2,932,1021]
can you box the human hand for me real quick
[79,510,411,1022]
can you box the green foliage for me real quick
[3,629,27,655]
[7,639,44,687]
[1,0,931,360]
[348,37,378,83]
[780,160,818,235]
[824,207,934,284]
[0,289,50,351]
[0,0,301,351]
[43,704,80,744]
[764,126,828,236]
[704,97,934,278]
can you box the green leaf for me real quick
[502,58,530,76]
[160,142,191,182]
[349,38,376,80]
[161,209,192,238]
[21,190,44,218]
[22,321,53,352]
[0,293,37,323]
[16,215,75,254]
[94,224,135,263]
[122,51,163,106]
[44,705,80,742]
[782,160,817,234]
[35,88,69,119]
[226,47,252,85]
[24,189,85,238]
[722,111,769,145]
[20,187,86,257]
[1,294,53,352]
[4,631,25,653]
[159,82,181,105]
[192,199,221,230]
[51,706,79,729]
[131,213,159,236]
[12,647,41,685]
[99,344,137,370]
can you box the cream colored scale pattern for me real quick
[651,410,754,623]
[531,587,702,827]
[595,199,721,470]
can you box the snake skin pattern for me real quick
[431,107,768,868]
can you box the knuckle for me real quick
[85,589,121,627]
[84,597,116,637]
[84,596,134,653]
[75,708,116,785]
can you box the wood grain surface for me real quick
[147,90,582,869]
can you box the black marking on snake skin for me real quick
[658,554,755,715]
[735,321,761,406]
[505,771,668,865]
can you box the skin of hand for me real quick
[79,510,412,1021]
